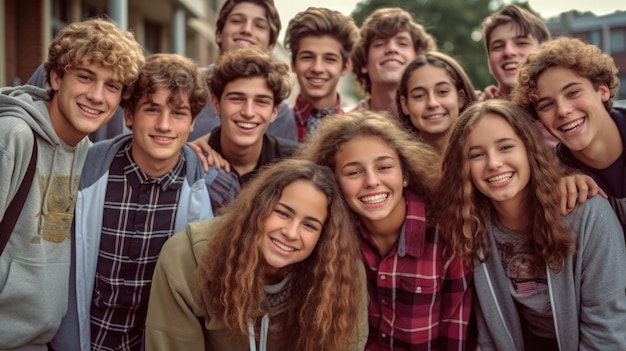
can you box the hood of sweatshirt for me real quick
[0,85,90,236]
[0,85,59,146]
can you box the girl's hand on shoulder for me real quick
[559,174,607,215]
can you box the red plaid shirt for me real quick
[292,93,343,142]
[358,189,473,350]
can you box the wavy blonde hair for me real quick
[44,16,145,100]
[297,109,440,204]
[434,100,574,270]
[195,158,362,351]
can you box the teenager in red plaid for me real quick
[285,7,359,142]
[299,110,473,350]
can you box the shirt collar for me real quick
[357,188,427,258]
[121,141,186,191]
[293,93,344,126]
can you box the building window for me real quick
[588,31,601,48]
[144,20,163,54]
[610,29,626,53]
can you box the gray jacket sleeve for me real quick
[571,196,626,350]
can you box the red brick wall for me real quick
[16,0,44,85]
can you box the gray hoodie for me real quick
[0,85,91,350]
[474,195,626,350]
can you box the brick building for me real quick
[1,0,225,87]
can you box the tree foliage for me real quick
[350,0,536,90]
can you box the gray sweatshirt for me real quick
[0,85,91,350]
[474,195,626,350]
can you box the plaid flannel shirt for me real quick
[359,189,473,350]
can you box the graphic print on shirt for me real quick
[37,174,79,243]
[496,240,547,295]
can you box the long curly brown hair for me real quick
[434,100,574,270]
[195,158,362,351]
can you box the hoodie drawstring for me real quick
[38,143,58,235]
[247,313,270,351]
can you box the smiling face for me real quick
[400,64,465,141]
[261,179,328,284]
[124,87,194,177]
[534,66,612,153]
[487,22,540,96]
[468,113,530,210]
[292,35,349,109]
[362,31,417,89]
[216,2,274,54]
[212,77,278,151]
[48,63,122,146]
[334,135,406,230]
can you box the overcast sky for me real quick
[273,0,626,42]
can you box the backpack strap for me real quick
[0,134,38,254]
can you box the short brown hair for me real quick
[207,46,292,107]
[122,53,209,119]
[285,7,359,66]
[513,37,620,119]
[44,17,145,100]
[482,5,550,54]
[351,7,437,94]
[215,0,281,51]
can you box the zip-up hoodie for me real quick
[0,85,91,350]
[474,195,626,350]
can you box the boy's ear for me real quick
[269,104,279,123]
[210,95,220,117]
[49,69,62,91]
[599,83,611,102]
[123,107,134,129]
[342,59,352,76]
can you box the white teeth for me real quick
[236,122,257,129]
[381,61,402,67]
[424,114,444,120]
[272,239,295,252]
[503,63,518,70]
[153,136,173,141]
[488,173,513,184]
[360,193,388,203]
[559,119,584,133]
[308,78,326,83]
[79,104,101,114]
